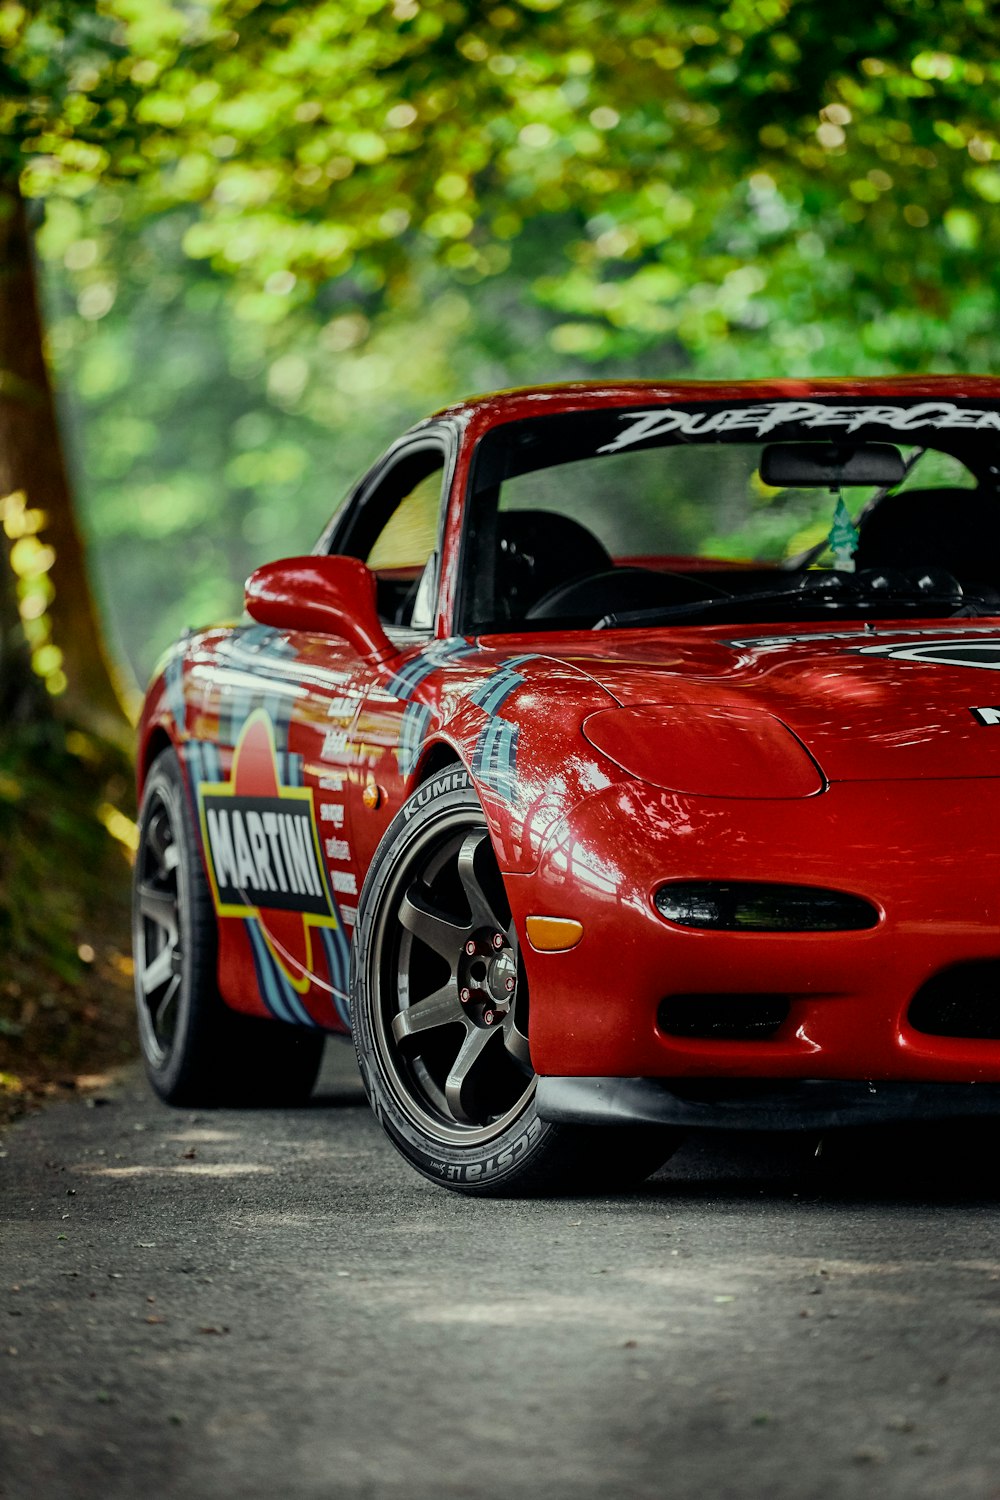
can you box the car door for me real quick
[198,615,367,1031]
[320,430,459,877]
[199,432,454,1032]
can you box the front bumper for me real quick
[505,776,1000,1082]
[536,1075,1000,1131]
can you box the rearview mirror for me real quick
[760,442,905,488]
[245,554,399,665]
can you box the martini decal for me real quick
[198,709,340,996]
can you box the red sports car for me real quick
[134,377,1000,1193]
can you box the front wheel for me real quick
[351,768,679,1195]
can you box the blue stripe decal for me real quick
[182,740,200,783]
[386,638,475,701]
[217,628,300,748]
[245,922,318,1029]
[239,625,298,658]
[164,653,186,729]
[319,927,352,1028]
[202,740,222,781]
[262,692,290,755]
[471,719,520,803]
[184,739,207,785]
[398,701,433,776]
[184,738,222,788]
[470,655,536,715]
[245,922,297,1024]
[285,751,304,788]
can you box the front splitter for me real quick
[536,1076,1000,1131]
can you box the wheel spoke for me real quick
[149,973,180,1040]
[141,943,175,996]
[373,804,535,1145]
[399,886,468,961]
[456,832,499,931]
[445,1025,497,1123]
[146,807,180,880]
[138,882,177,936]
[146,809,170,865]
[391,983,462,1044]
[502,1020,532,1073]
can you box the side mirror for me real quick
[244,555,399,665]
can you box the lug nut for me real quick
[464,939,477,956]
[492,932,505,950]
[505,976,516,992]
[459,987,471,1004]
[482,1008,496,1026]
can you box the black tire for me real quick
[133,747,324,1107]
[351,767,680,1195]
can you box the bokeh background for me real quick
[17,0,1000,687]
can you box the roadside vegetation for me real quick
[0,718,135,1118]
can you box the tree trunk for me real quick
[0,182,130,744]
[0,521,44,729]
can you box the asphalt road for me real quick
[3,1042,1000,1500]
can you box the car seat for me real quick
[494,510,613,620]
[855,488,1000,592]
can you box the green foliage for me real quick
[6,0,1000,675]
[42,199,622,678]
[0,717,129,964]
[6,0,1000,365]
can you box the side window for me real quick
[366,467,443,569]
[364,456,445,630]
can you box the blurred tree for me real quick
[42,200,639,681]
[26,0,989,365]
[4,0,1000,712]
[0,2,148,735]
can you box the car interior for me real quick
[344,423,1000,636]
[465,439,1000,633]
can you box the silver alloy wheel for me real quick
[133,781,184,1068]
[369,809,535,1149]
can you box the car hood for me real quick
[543,622,1000,783]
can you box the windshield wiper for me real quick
[595,569,974,630]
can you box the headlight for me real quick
[654,881,879,932]
[582,703,824,798]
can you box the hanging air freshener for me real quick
[827,496,859,572]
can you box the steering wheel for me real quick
[525,567,728,622]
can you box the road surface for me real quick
[3,1041,1000,1499]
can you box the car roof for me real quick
[430,375,1000,428]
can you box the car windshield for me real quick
[459,399,1000,633]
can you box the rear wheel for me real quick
[351,769,679,1195]
[133,747,324,1106]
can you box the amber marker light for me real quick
[525,916,584,952]
[362,783,383,811]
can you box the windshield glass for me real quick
[459,398,1000,633]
